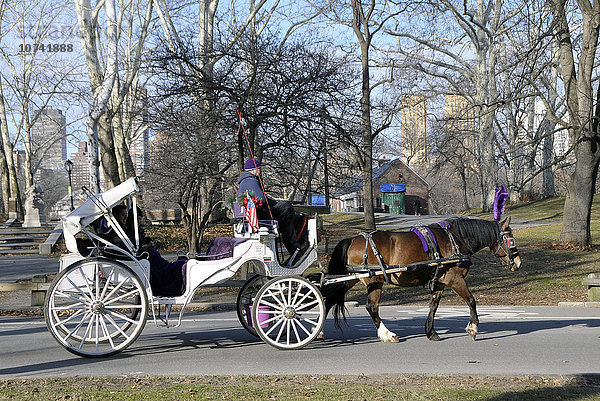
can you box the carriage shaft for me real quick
[320,256,470,286]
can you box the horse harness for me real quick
[347,222,471,291]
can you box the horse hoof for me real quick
[465,323,478,340]
[428,333,441,341]
[317,331,325,340]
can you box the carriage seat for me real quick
[231,202,279,235]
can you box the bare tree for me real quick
[386,0,528,211]
[549,0,600,246]
[0,0,81,217]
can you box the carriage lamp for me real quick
[64,159,74,211]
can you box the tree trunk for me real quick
[523,98,537,199]
[552,0,600,245]
[560,132,599,244]
[541,42,559,199]
[75,0,119,193]
[352,0,375,230]
[0,80,23,218]
[0,117,9,213]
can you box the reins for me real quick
[237,110,274,221]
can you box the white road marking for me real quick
[393,307,599,320]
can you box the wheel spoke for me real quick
[295,298,319,312]
[107,309,140,325]
[54,309,86,326]
[64,275,93,304]
[103,288,140,306]
[293,318,311,336]
[292,289,313,308]
[54,290,88,305]
[99,268,116,301]
[104,312,133,341]
[291,281,304,306]
[98,314,117,350]
[267,285,286,309]
[94,262,100,300]
[264,314,284,336]
[290,318,302,343]
[78,314,95,349]
[52,303,87,312]
[101,280,130,304]
[286,319,291,345]
[104,304,143,310]
[256,298,282,312]
[275,319,286,343]
[78,264,97,301]
[61,311,91,343]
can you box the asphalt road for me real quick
[1,305,598,378]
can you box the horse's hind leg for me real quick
[426,284,444,341]
[365,281,398,343]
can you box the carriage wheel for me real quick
[252,275,325,350]
[236,274,270,337]
[44,257,148,358]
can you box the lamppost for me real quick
[64,159,74,211]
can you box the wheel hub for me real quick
[90,301,105,315]
[283,306,296,319]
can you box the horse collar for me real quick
[437,220,461,256]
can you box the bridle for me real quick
[493,227,520,269]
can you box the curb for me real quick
[557,301,600,308]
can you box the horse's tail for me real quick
[323,237,354,329]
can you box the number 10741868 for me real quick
[20,43,74,53]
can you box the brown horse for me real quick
[324,216,522,342]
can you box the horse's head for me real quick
[491,216,522,271]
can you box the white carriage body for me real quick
[58,177,319,309]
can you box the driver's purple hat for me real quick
[244,158,261,170]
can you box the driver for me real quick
[237,158,308,261]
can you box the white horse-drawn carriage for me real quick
[44,178,325,357]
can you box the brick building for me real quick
[331,158,430,215]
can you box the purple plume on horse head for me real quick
[493,185,509,221]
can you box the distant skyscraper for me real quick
[400,95,428,166]
[444,94,478,160]
[148,130,167,168]
[129,89,150,176]
[31,107,67,171]
[70,141,90,191]
[528,100,571,160]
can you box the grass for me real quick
[1,375,599,400]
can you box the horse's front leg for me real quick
[464,288,479,340]
[426,284,444,341]
[364,280,398,343]
[447,274,479,340]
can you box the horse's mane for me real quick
[443,217,500,253]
